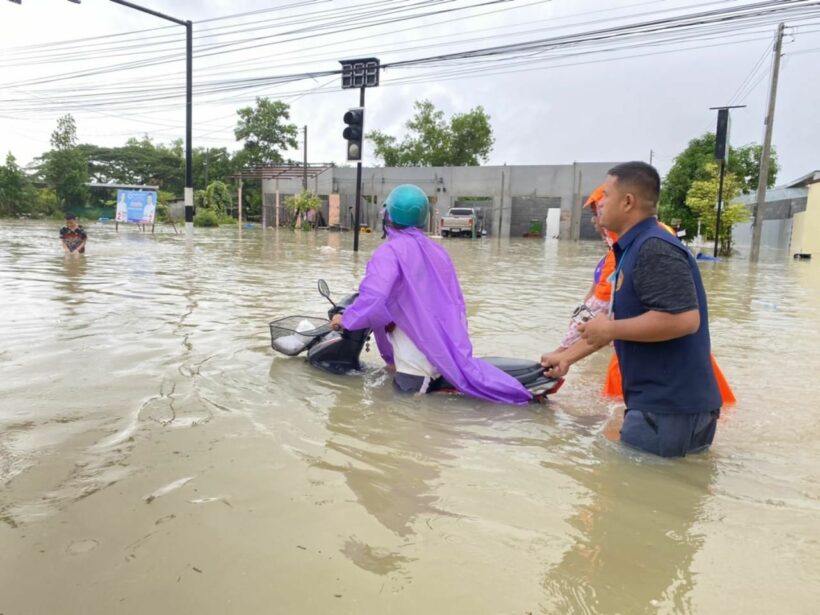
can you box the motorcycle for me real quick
[269,280,563,402]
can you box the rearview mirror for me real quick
[318,279,331,299]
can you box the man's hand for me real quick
[330,314,344,331]
[540,351,561,368]
[541,350,570,379]
[578,313,614,347]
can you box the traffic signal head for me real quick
[343,107,364,161]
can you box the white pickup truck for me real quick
[439,207,484,238]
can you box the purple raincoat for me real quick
[342,227,532,405]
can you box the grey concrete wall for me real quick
[510,196,561,237]
[734,218,793,252]
[262,162,621,237]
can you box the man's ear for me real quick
[622,191,636,213]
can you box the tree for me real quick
[234,97,299,167]
[0,153,36,217]
[659,132,778,240]
[367,99,494,167]
[80,136,184,195]
[285,191,322,229]
[685,162,750,256]
[40,114,89,211]
[194,147,235,189]
[51,114,79,150]
[204,181,233,215]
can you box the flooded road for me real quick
[1,220,818,614]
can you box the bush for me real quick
[194,209,220,227]
[31,188,61,218]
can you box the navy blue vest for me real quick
[612,217,722,414]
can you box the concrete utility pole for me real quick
[750,23,785,263]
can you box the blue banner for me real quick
[115,190,157,224]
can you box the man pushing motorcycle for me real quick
[331,184,531,405]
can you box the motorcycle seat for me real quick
[481,357,545,386]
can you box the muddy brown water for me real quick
[1,220,818,614]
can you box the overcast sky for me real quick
[1,0,819,185]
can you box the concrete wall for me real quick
[510,196,561,237]
[789,183,820,256]
[734,218,793,253]
[732,185,810,256]
[261,162,619,238]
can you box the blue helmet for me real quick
[385,184,429,228]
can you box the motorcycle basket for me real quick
[269,316,331,356]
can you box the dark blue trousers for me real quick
[621,408,720,457]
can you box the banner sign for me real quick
[116,190,157,224]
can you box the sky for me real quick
[1,0,819,185]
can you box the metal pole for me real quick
[303,125,308,192]
[750,23,785,262]
[275,180,280,228]
[107,2,192,235]
[184,20,193,236]
[353,87,365,252]
[714,159,726,258]
[237,178,243,225]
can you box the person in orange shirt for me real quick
[541,186,735,404]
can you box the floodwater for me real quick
[1,220,818,614]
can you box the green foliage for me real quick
[41,148,89,212]
[685,162,750,256]
[50,114,79,150]
[79,136,184,195]
[659,132,778,239]
[367,99,494,167]
[234,97,299,167]
[39,114,89,211]
[155,190,175,222]
[194,147,234,189]
[285,191,322,228]
[204,181,233,214]
[34,188,61,217]
[193,209,220,227]
[284,190,321,214]
[194,189,207,210]
[0,153,37,217]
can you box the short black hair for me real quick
[65,214,77,220]
[607,161,660,206]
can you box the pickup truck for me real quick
[439,207,484,238]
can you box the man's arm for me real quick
[577,309,699,348]
[339,247,399,331]
[541,336,607,378]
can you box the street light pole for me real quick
[108,0,193,235]
[708,104,745,257]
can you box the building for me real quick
[734,170,820,258]
[259,163,619,240]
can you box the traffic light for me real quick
[714,108,730,161]
[343,107,364,162]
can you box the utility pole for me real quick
[750,23,785,263]
[649,149,654,165]
[303,125,308,192]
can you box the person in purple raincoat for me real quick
[330,184,531,405]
